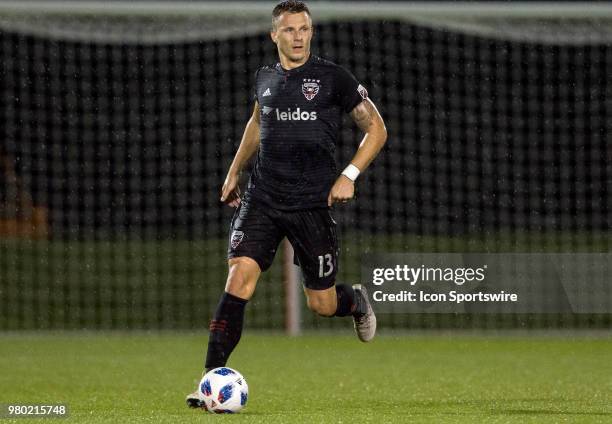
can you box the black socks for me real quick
[205,292,248,370]
[205,286,363,370]
[334,284,365,317]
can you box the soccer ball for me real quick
[199,367,248,413]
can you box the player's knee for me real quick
[225,257,260,300]
[306,296,336,317]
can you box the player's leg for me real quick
[188,258,258,410]
[284,208,376,340]
[187,201,283,409]
[303,285,336,317]
[284,208,354,317]
[204,256,260,372]
[303,284,356,317]
[205,200,283,370]
[301,269,376,343]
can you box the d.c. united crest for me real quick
[231,230,244,249]
[302,78,320,101]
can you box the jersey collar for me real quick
[275,54,315,75]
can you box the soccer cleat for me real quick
[186,388,208,411]
[352,284,376,342]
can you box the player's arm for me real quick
[220,101,261,207]
[328,98,387,206]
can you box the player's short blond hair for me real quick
[272,1,311,29]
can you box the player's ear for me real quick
[270,17,278,44]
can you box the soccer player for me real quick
[187,0,387,408]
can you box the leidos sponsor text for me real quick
[275,107,317,121]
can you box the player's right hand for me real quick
[221,173,241,207]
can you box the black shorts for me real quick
[227,200,339,290]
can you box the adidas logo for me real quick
[263,88,271,97]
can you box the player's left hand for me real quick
[327,175,355,206]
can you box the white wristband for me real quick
[341,164,360,182]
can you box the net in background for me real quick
[0,7,610,330]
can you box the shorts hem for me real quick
[302,277,336,291]
[227,253,269,272]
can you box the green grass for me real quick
[1,332,611,423]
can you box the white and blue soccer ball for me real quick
[199,367,248,414]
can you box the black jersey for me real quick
[244,55,368,210]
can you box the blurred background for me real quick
[0,1,610,332]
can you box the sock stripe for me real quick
[209,319,229,331]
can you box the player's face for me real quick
[271,12,313,66]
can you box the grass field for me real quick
[1,332,611,423]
